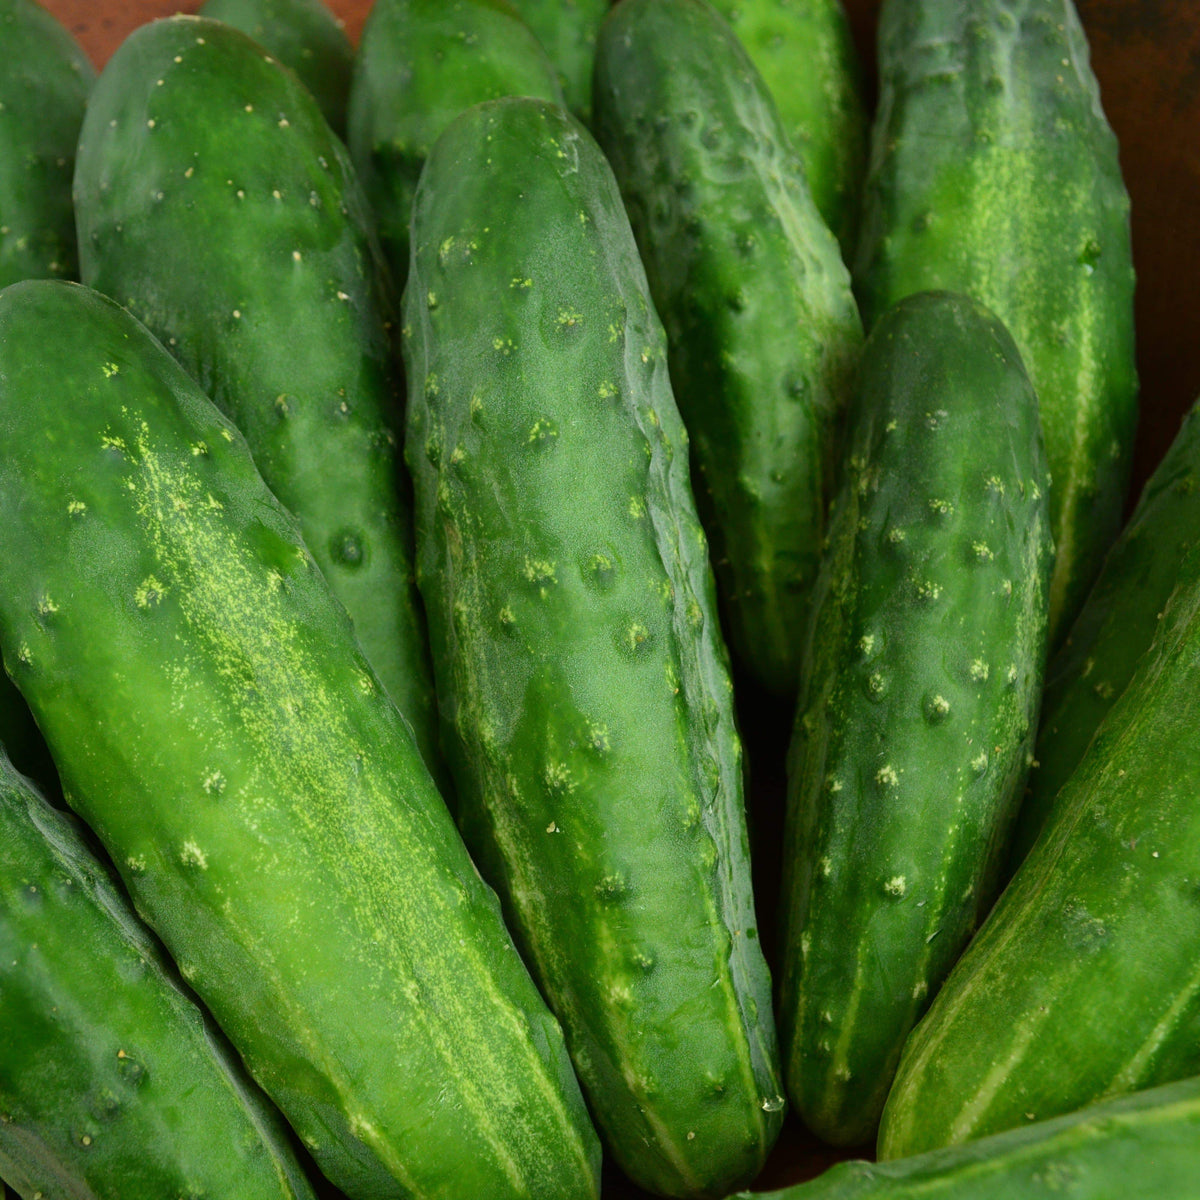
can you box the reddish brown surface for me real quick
[39,0,1200,1195]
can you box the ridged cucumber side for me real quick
[197,0,353,136]
[1012,398,1200,864]
[0,0,94,287]
[506,0,608,125]
[593,0,863,697]
[347,0,563,288]
[75,17,444,786]
[879,540,1200,1160]
[405,97,783,1199]
[0,751,316,1200]
[707,0,867,255]
[0,279,600,1200]
[741,1076,1200,1199]
[854,0,1137,645]
[781,292,1052,1145]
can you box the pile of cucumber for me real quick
[0,0,1194,1197]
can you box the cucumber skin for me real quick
[741,1077,1200,1199]
[0,280,600,1200]
[0,0,94,288]
[197,0,353,136]
[592,0,863,697]
[1012,399,1200,865]
[75,17,444,788]
[347,0,562,289]
[0,751,316,1200]
[405,97,783,1199]
[854,0,1137,647]
[707,0,866,255]
[506,0,608,125]
[782,292,1052,1146]
[879,542,1200,1160]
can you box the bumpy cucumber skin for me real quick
[0,0,94,288]
[0,751,316,1200]
[0,280,600,1200]
[197,0,353,136]
[854,0,1137,647]
[506,0,608,125]
[781,292,1052,1146]
[593,0,863,697]
[347,0,562,289]
[878,542,1200,1160]
[707,0,866,255]
[1012,399,1200,865]
[74,17,444,788]
[741,1077,1200,1199]
[405,97,783,1199]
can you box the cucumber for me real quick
[592,0,863,697]
[0,0,94,288]
[854,0,1137,646]
[347,0,563,288]
[706,0,866,255]
[781,292,1052,1146]
[197,0,353,136]
[0,279,600,1200]
[1012,398,1200,865]
[0,750,317,1200]
[506,0,607,125]
[878,539,1200,1160]
[740,1076,1200,1199]
[405,96,783,1198]
[75,16,444,786]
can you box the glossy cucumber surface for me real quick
[405,96,783,1199]
[75,17,443,784]
[781,292,1052,1145]
[0,279,600,1200]
[0,751,316,1200]
[593,0,863,697]
[854,0,1137,645]
[879,539,1200,1159]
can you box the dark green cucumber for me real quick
[741,1076,1200,1199]
[347,0,563,288]
[506,0,608,125]
[75,17,444,786]
[1012,398,1200,865]
[593,0,863,697]
[781,292,1052,1146]
[878,539,1200,1160]
[0,279,600,1200]
[0,0,94,287]
[0,751,316,1200]
[197,0,353,136]
[706,0,867,255]
[405,97,783,1199]
[854,0,1137,646]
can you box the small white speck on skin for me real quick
[244,104,253,113]
[292,250,301,262]
[232,310,241,320]
[174,55,182,63]
[146,119,156,129]
[278,118,289,128]
[273,190,282,200]
[336,291,350,301]
[184,166,194,178]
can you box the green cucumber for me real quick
[878,539,1200,1159]
[592,0,863,697]
[854,0,1137,646]
[1012,398,1200,865]
[0,279,600,1200]
[781,292,1052,1146]
[0,0,94,288]
[0,750,316,1200]
[347,0,563,288]
[706,0,866,255]
[405,96,783,1198]
[506,0,607,125]
[75,16,444,786]
[197,0,353,136]
[741,1076,1200,1199]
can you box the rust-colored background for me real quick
[37,1,1200,1196]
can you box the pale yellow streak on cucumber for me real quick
[129,422,593,1196]
[1110,950,1200,1093]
